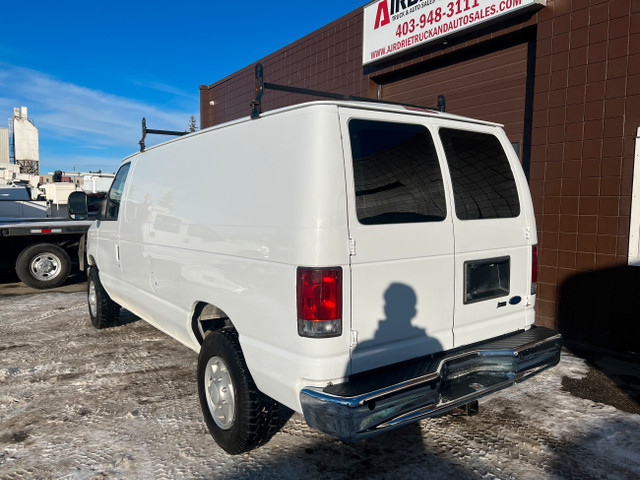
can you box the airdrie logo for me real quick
[374,1,391,29]
[374,0,427,29]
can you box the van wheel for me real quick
[15,243,71,289]
[87,267,121,329]
[197,328,280,454]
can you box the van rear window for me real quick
[349,119,446,225]
[439,129,520,220]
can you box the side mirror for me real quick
[68,191,88,220]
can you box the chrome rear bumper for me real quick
[300,327,562,441]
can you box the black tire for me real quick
[197,328,280,454]
[87,267,121,329]
[15,243,71,289]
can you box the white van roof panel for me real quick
[124,101,503,163]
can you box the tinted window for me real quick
[439,129,520,220]
[105,163,131,220]
[349,119,446,225]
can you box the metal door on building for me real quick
[378,41,529,159]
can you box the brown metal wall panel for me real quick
[380,42,528,150]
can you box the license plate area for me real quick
[464,256,510,304]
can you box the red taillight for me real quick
[531,246,538,295]
[297,267,342,338]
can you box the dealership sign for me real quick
[363,0,546,65]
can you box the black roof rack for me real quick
[139,117,189,152]
[250,63,445,119]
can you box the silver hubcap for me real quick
[88,279,97,317]
[204,356,235,430]
[29,253,62,281]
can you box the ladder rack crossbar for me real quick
[250,63,444,119]
[139,117,188,152]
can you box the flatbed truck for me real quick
[0,218,92,289]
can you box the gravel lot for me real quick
[1,287,640,479]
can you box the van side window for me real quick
[439,129,520,220]
[105,163,131,221]
[349,119,447,225]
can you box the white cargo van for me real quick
[74,100,561,454]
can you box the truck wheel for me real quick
[197,328,280,454]
[15,243,71,289]
[87,267,121,329]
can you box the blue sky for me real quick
[0,1,366,174]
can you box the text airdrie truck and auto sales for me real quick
[366,0,532,64]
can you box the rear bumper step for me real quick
[299,326,562,441]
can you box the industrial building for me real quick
[12,106,39,175]
[200,0,640,351]
[1,107,40,185]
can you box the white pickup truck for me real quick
[71,100,561,454]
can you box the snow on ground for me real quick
[1,292,639,479]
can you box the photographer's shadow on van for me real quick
[352,282,442,361]
[349,283,442,447]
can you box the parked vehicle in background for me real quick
[38,182,80,217]
[74,100,562,454]
[0,182,109,289]
[0,185,47,219]
[0,218,92,289]
[1,181,84,221]
[82,173,116,194]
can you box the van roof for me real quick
[278,100,503,127]
[125,100,503,161]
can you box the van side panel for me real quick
[117,105,351,412]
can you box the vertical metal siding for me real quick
[0,128,9,165]
[380,41,528,155]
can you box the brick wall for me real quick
[530,0,640,350]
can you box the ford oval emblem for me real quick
[509,296,522,305]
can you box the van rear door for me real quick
[436,124,534,347]
[340,109,455,375]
